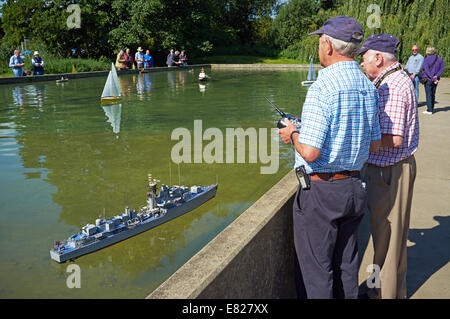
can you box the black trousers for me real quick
[293,176,367,299]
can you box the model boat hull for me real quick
[301,80,315,87]
[50,184,217,263]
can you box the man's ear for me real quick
[325,38,333,56]
[375,53,384,67]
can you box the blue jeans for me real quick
[413,76,419,101]
[424,81,437,112]
[12,68,23,77]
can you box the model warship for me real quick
[50,174,218,263]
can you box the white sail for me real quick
[101,63,121,98]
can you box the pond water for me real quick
[0,68,309,298]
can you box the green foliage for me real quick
[271,0,449,71]
[0,0,447,75]
[0,0,279,65]
[44,58,111,74]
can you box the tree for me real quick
[271,0,449,68]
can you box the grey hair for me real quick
[365,49,398,63]
[426,46,436,55]
[321,34,361,58]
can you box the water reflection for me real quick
[118,76,131,96]
[12,86,24,107]
[143,74,153,93]
[11,84,46,108]
[167,70,188,92]
[199,83,206,94]
[135,73,154,101]
[25,84,46,108]
[102,103,122,134]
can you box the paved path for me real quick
[358,78,450,298]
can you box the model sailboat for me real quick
[101,63,121,103]
[301,57,316,87]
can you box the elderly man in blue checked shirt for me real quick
[9,50,25,77]
[278,16,382,299]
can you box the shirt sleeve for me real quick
[378,85,406,137]
[298,85,330,150]
[9,56,15,68]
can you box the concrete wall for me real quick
[0,64,211,85]
[147,170,298,299]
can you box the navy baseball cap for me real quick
[359,34,400,55]
[308,16,363,43]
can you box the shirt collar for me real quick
[373,61,401,85]
[318,60,359,77]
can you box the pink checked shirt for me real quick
[368,62,419,167]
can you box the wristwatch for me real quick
[290,130,299,145]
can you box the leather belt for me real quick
[309,170,360,181]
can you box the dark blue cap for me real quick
[359,34,400,55]
[308,16,363,43]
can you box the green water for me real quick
[0,69,308,298]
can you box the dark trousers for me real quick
[293,176,367,299]
[33,67,44,76]
[424,81,437,112]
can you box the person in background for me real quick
[279,16,381,299]
[359,34,419,299]
[9,50,25,77]
[124,48,133,69]
[179,50,188,66]
[404,45,424,101]
[144,50,154,68]
[166,49,174,67]
[135,47,145,69]
[167,50,182,67]
[421,46,445,114]
[32,51,44,75]
[115,49,127,70]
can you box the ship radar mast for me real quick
[147,174,160,209]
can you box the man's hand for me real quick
[410,74,415,79]
[278,118,321,162]
[277,119,297,144]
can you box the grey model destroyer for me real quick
[50,174,218,263]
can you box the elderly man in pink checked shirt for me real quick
[359,34,419,299]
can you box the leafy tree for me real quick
[272,0,449,68]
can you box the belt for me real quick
[309,170,360,181]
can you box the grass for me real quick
[191,55,303,64]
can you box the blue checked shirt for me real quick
[295,61,381,174]
[9,55,23,68]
